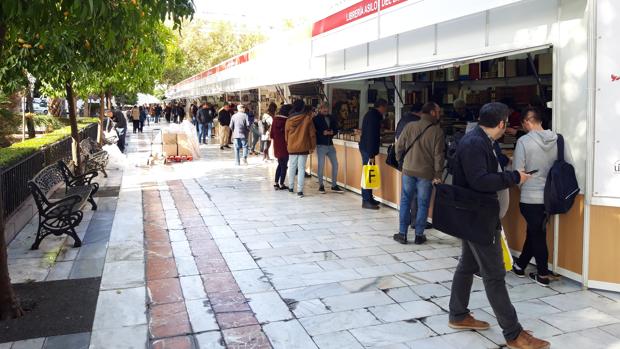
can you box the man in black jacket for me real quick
[358,98,388,209]
[314,103,343,194]
[447,103,548,349]
[218,104,232,150]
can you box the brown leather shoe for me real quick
[448,313,490,330]
[506,330,550,349]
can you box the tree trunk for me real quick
[0,181,24,321]
[25,90,36,138]
[66,80,81,172]
[98,92,105,145]
[105,90,112,110]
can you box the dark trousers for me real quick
[449,229,522,341]
[275,156,288,185]
[360,150,373,202]
[132,120,139,133]
[117,130,126,153]
[516,203,549,276]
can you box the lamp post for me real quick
[21,96,25,142]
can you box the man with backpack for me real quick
[395,102,444,245]
[447,102,549,349]
[512,107,575,287]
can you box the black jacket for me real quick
[218,109,231,126]
[359,108,383,157]
[197,108,214,124]
[453,126,520,194]
[395,112,420,140]
[313,113,339,146]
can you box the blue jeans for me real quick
[198,123,207,143]
[399,175,432,236]
[233,138,248,165]
[317,145,338,187]
[207,122,213,141]
[360,150,373,202]
[288,154,308,192]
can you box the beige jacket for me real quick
[396,113,445,180]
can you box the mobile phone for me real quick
[526,169,539,175]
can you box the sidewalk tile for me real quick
[89,324,147,349]
[195,257,229,274]
[222,325,271,349]
[43,332,90,349]
[151,336,194,349]
[70,258,105,279]
[11,338,44,349]
[195,331,225,349]
[146,241,173,259]
[149,301,191,339]
[93,287,147,330]
[202,272,241,294]
[541,307,620,332]
[263,320,317,349]
[148,278,184,305]
[216,311,259,329]
[185,299,219,332]
[322,290,394,312]
[180,275,207,300]
[299,309,380,336]
[232,269,273,294]
[312,331,363,349]
[147,257,178,280]
[349,321,433,347]
[101,260,145,290]
[209,291,251,313]
[247,291,293,323]
[176,256,200,276]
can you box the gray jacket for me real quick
[512,130,573,204]
[230,112,249,139]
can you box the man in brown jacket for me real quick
[395,102,445,244]
[285,100,316,197]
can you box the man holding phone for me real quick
[314,103,344,194]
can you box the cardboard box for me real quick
[163,144,177,156]
[176,133,193,156]
[163,132,177,145]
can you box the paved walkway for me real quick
[4,122,620,349]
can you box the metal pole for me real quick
[21,97,26,142]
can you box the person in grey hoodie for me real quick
[230,104,250,165]
[512,107,572,287]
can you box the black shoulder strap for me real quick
[557,133,564,162]
[400,121,437,161]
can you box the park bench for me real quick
[27,161,99,250]
[80,138,109,178]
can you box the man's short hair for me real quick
[421,102,438,114]
[237,104,245,112]
[478,102,510,128]
[374,99,389,108]
[521,107,542,124]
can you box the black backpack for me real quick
[445,131,465,176]
[544,134,579,214]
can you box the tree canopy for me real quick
[161,19,265,86]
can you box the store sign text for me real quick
[312,0,408,37]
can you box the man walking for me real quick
[395,102,444,245]
[218,104,232,150]
[112,107,127,153]
[314,103,343,194]
[196,102,211,144]
[229,104,250,165]
[447,102,549,349]
[359,98,388,209]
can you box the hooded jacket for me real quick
[270,115,288,158]
[513,130,573,204]
[285,112,316,155]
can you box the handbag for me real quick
[432,183,500,245]
[361,161,381,189]
[386,122,436,171]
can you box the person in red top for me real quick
[270,104,292,190]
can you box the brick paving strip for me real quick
[144,180,271,349]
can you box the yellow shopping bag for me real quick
[361,161,381,190]
[500,230,513,271]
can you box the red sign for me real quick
[173,52,250,89]
[312,0,408,37]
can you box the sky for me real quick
[193,0,345,35]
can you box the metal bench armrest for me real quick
[67,170,98,187]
